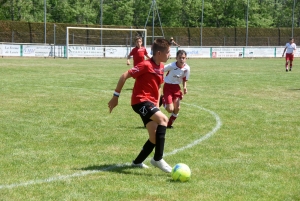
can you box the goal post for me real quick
[66,27,147,59]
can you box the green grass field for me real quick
[0,57,299,201]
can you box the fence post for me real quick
[278,28,280,46]
[234,27,237,46]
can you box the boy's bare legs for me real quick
[165,98,180,128]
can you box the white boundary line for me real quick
[0,103,221,190]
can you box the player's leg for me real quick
[149,110,172,173]
[164,94,174,113]
[167,98,180,128]
[289,54,294,71]
[131,102,156,168]
[285,54,290,72]
[163,84,175,113]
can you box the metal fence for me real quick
[0,31,298,47]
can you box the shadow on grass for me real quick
[75,164,156,176]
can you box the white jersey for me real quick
[164,62,190,84]
[285,42,296,54]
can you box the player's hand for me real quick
[184,88,187,94]
[108,96,119,113]
[127,61,130,65]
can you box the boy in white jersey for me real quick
[282,37,296,72]
[162,50,190,128]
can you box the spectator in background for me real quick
[170,37,180,47]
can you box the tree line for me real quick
[0,0,299,28]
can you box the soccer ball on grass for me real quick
[171,163,191,182]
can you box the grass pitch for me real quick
[0,57,299,200]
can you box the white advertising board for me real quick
[1,43,299,59]
[184,47,211,58]
[244,47,275,58]
[145,47,178,58]
[105,47,128,58]
[1,44,20,56]
[22,45,64,57]
[211,47,244,58]
[68,46,104,57]
[275,47,300,58]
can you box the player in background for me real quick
[108,38,173,173]
[162,50,190,128]
[127,36,150,66]
[170,37,180,47]
[282,37,296,72]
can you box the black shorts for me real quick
[132,101,160,125]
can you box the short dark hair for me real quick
[135,36,142,41]
[176,50,187,57]
[290,37,294,40]
[152,38,171,55]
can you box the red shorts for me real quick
[286,53,294,61]
[163,83,182,104]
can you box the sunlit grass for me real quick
[0,57,299,200]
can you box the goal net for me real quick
[66,27,147,59]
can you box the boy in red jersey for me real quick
[282,37,297,72]
[162,50,190,128]
[127,36,150,66]
[108,38,172,173]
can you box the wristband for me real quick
[113,91,120,97]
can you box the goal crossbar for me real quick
[66,27,147,59]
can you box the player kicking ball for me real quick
[108,39,172,173]
[162,50,191,128]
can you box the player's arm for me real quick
[108,71,132,113]
[182,78,187,94]
[282,47,287,57]
[174,41,180,47]
[163,63,173,72]
[293,45,297,55]
[127,55,131,65]
[157,86,162,108]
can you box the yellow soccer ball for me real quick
[171,163,191,182]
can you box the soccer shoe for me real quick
[131,161,149,168]
[286,69,288,72]
[167,126,173,129]
[289,68,292,71]
[150,158,172,173]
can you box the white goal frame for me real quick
[66,27,147,59]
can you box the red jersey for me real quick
[128,59,164,105]
[129,46,149,66]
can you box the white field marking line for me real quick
[164,102,222,157]
[0,103,221,190]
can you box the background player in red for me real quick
[127,36,150,66]
[282,37,297,72]
[162,50,190,128]
[108,38,173,173]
